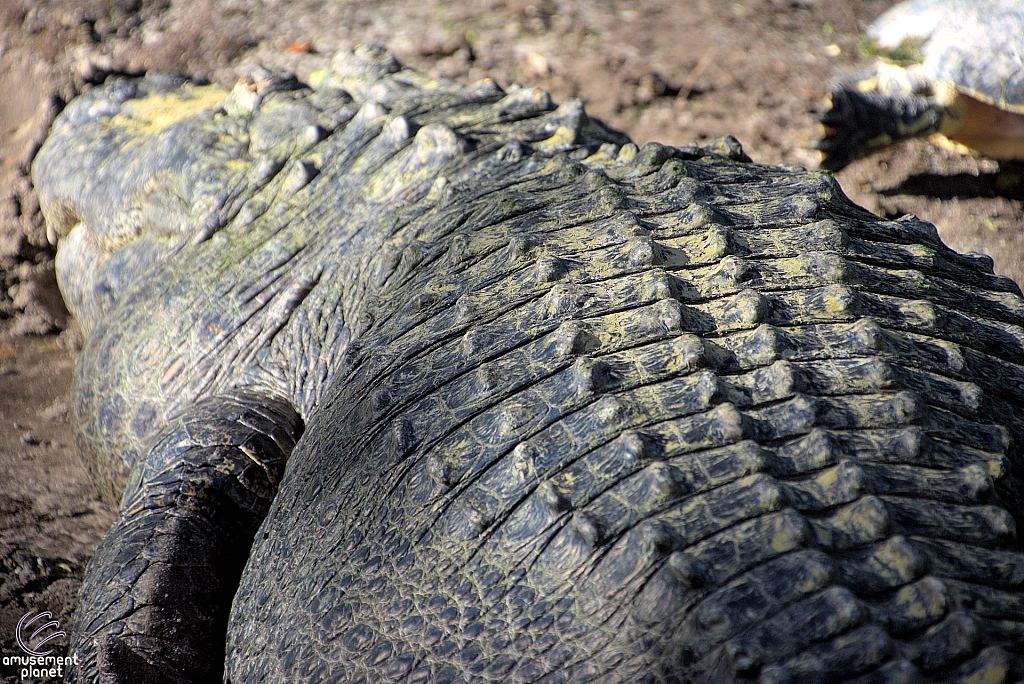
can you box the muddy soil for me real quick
[0,0,1020,679]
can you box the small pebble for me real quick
[41,401,68,420]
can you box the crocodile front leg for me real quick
[67,391,301,684]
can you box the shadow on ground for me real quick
[881,169,1024,202]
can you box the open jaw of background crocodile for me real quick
[31,45,1024,683]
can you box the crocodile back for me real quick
[227,71,1024,681]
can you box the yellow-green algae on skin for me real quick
[815,496,890,548]
[535,125,578,154]
[892,577,946,622]
[867,536,923,585]
[770,512,807,553]
[964,658,1011,684]
[108,84,230,150]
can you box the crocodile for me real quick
[32,46,1024,683]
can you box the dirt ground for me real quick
[1,0,1021,678]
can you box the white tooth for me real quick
[46,224,58,246]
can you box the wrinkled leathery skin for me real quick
[31,45,1024,683]
[78,392,300,683]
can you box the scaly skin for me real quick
[33,46,1024,683]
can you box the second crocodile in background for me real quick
[33,45,1024,682]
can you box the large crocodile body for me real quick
[32,47,1024,683]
